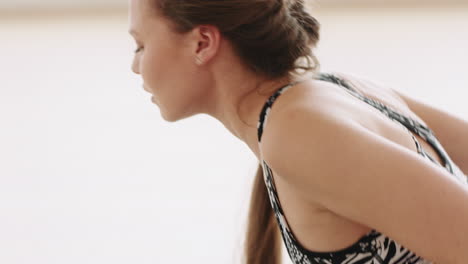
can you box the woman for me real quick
[128,0,468,263]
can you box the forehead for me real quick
[128,0,154,31]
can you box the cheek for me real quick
[142,46,191,93]
[140,51,161,88]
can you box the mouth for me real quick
[151,95,158,104]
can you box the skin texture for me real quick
[128,0,300,159]
[392,89,468,175]
[336,71,468,175]
[260,94,468,264]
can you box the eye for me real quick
[134,46,143,53]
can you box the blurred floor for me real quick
[0,6,467,264]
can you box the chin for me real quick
[155,95,199,122]
[158,107,183,123]
[162,108,199,123]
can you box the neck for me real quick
[201,73,296,160]
[195,44,312,160]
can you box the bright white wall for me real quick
[0,6,467,264]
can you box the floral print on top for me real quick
[256,72,467,264]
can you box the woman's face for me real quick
[128,0,206,121]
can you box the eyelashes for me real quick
[134,46,143,53]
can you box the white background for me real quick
[0,4,467,264]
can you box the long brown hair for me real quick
[150,0,321,263]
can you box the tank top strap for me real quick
[257,72,438,151]
[257,81,300,143]
[315,72,436,138]
[317,72,457,175]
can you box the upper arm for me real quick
[391,88,468,175]
[261,105,468,264]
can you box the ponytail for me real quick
[243,164,282,264]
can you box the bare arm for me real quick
[391,89,468,175]
[261,103,468,264]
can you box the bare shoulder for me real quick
[260,81,468,263]
[330,71,468,174]
[329,71,408,106]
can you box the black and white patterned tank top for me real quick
[256,72,467,264]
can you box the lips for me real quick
[151,95,158,104]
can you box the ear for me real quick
[192,25,221,65]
